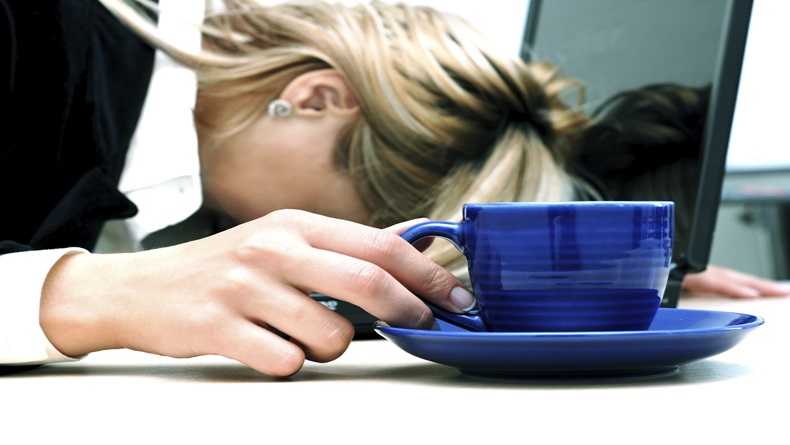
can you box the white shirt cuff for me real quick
[0,248,87,365]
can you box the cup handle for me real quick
[400,221,487,332]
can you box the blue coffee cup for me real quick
[401,201,674,332]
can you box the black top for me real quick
[0,0,155,254]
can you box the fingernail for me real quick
[774,284,790,294]
[450,286,477,312]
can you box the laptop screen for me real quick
[521,0,753,307]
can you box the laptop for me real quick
[320,0,754,334]
[521,0,753,308]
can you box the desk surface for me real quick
[2,294,787,444]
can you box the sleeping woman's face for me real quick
[196,70,370,225]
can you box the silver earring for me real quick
[267,98,293,118]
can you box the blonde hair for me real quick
[100,0,597,278]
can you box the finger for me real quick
[382,218,430,234]
[281,244,436,329]
[700,266,790,298]
[721,268,790,296]
[683,272,755,298]
[211,320,307,377]
[383,218,434,252]
[287,213,475,314]
[720,284,761,299]
[750,281,790,297]
[238,284,356,363]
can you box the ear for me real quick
[279,69,359,118]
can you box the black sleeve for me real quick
[0,0,12,109]
[0,0,154,255]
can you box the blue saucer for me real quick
[374,308,764,380]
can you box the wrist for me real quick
[39,252,125,357]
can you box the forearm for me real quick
[39,251,131,358]
[8,212,477,377]
[0,249,86,365]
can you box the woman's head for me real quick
[102,0,595,272]
[575,83,712,261]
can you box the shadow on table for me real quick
[295,359,754,388]
[1,362,276,382]
[3,358,753,388]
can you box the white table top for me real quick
[2,294,787,444]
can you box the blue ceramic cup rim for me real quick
[461,200,674,208]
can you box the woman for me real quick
[1,0,593,376]
[0,0,784,377]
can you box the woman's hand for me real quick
[39,210,475,377]
[682,264,790,299]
